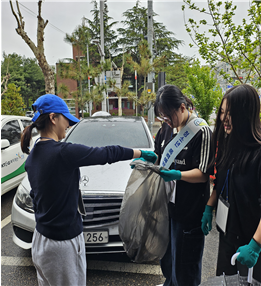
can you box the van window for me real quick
[1,120,21,146]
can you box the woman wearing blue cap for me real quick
[21,94,157,286]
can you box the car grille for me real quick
[82,195,123,227]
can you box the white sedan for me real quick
[1,115,39,195]
[11,116,155,254]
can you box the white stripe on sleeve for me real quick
[199,126,211,173]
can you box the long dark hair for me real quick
[212,84,261,172]
[21,113,60,154]
[154,84,193,126]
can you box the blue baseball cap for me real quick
[32,94,80,126]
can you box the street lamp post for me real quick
[147,0,155,131]
[86,43,92,116]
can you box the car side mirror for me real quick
[1,139,10,150]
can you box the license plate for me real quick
[84,231,109,244]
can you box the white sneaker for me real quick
[156,284,163,286]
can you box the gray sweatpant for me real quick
[32,229,86,286]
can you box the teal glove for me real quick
[140,150,157,164]
[130,157,146,169]
[159,169,181,182]
[201,205,214,235]
[236,239,261,268]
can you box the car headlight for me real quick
[15,184,34,213]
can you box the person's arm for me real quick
[180,168,209,183]
[159,168,209,183]
[206,188,217,207]
[253,219,261,245]
[132,150,158,163]
[133,150,142,158]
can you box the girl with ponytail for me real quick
[23,94,157,286]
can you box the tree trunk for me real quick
[37,54,55,94]
[10,0,55,95]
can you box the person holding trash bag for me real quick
[20,93,157,286]
[201,84,261,282]
[154,85,213,286]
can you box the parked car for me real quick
[25,111,34,118]
[92,111,111,117]
[11,116,154,254]
[1,115,39,195]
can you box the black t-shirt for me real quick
[154,115,212,225]
[215,147,261,243]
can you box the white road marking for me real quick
[1,215,11,229]
[88,260,162,275]
[1,256,33,266]
[1,256,162,275]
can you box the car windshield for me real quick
[65,120,151,148]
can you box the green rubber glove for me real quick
[159,169,181,182]
[130,157,146,169]
[140,150,157,164]
[236,239,261,268]
[201,205,214,235]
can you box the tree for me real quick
[165,55,191,91]
[82,0,118,60]
[1,68,10,97]
[183,60,222,124]
[1,83,26,115]
[9,0,55,93]
[58,57,104,116]
[182,0,261,88]
[126,41,164,114]
[1,53,45,108]
[114,0,183,63]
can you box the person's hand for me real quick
[201,205,214,235]
[159,169,181,182]
[236,239,261,268]
[130,158,146,169]
[140,150,157,164]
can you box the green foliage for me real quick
[1,53,45,108]
[114,0,183,63]
[165,55,191,91]
[1,83,26,115]
[126,41,163,114]
[183,60,222,124]
[75,0,118,61]
[183,0,261,88]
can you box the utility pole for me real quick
[86,42,92,116]
[147,0,155,131]
[100,0,106,111]
[135,70,138,116]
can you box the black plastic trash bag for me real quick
[119,159,172,263]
